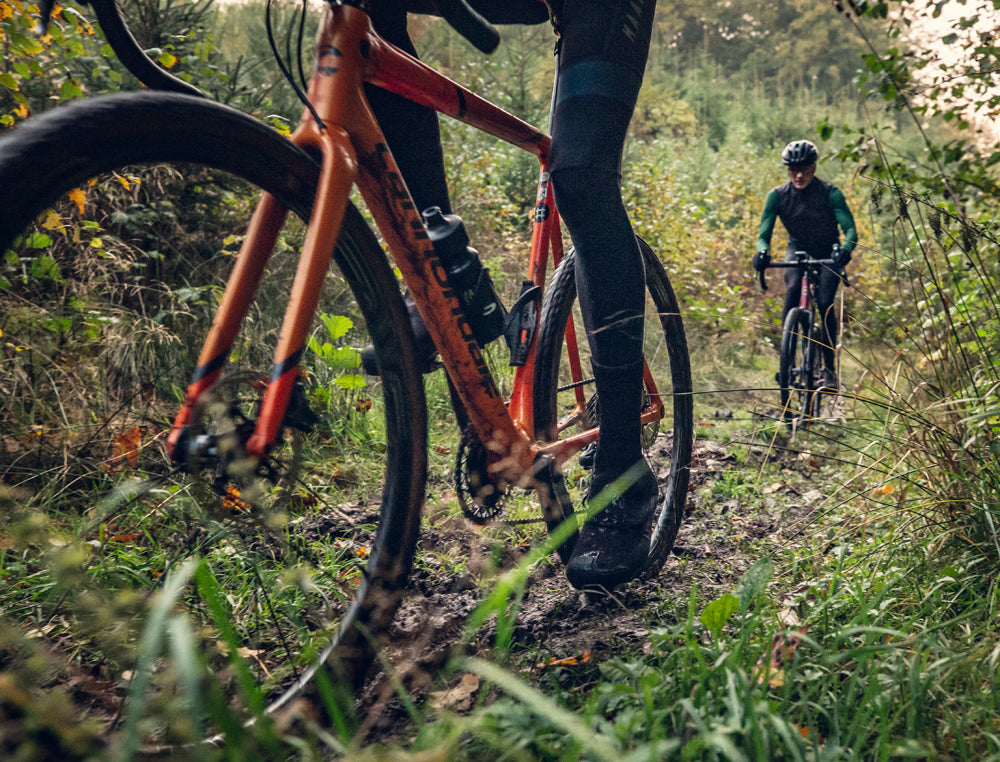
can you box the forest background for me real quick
[2,0,1000,758]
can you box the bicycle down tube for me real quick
[169,3,569,484]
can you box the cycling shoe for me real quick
[565,465,657,589]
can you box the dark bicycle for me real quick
[759,248,843,422]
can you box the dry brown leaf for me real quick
[753,628,807,688]
[429,672,480,711]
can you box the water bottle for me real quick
[422,206,506,347]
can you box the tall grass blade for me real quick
[121,557,199,759]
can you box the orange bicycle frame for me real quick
[167,3,661,482]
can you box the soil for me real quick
[4,404,837,754]
[352,415,832,743]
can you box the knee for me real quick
[551,167,621,223]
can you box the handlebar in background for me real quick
[434,0,502,53]
[758,256,837,291]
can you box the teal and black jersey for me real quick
[756,178,857,258]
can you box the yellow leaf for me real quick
[113,173,130,191]
[68,187,86,215]
[90,237,103,248]
[157,52,178,68]
[0,4,12,21]
[41,211,62,230]
[14,102,28,118]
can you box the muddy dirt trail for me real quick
[358,429,830,738]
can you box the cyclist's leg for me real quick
[365,0,452,216]
[360,1,452,376]
[549,0,658,588]
[816,267,842,380]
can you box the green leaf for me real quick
[24,232,52,249]
[59,80,84,100]
[0,73,20,92]
[194,562,265,715]
[9,32,43,56]
[166,615,204,736]
[324,346,361,370]
[121,558,199,759]
[28,255,64,283]
[320,313,353,341]
[700,593,739,639]
[734,557,773,612]
[157,51,178,68]
[333,374,367,390]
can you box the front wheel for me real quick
[0,92,427,742]
[778,307,820,421]
[533,239,693,578]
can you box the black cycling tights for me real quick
[365,2,452,216]
[549,0,656,370]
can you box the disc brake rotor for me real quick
[183,372,307,511]
[455,425,509,524]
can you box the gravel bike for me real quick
[0,0,692,738]
[759,249,841,422]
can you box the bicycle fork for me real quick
[166,125,356,464]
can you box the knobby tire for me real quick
[778,307,819,421]
[0,92,427,737]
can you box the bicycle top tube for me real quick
[326,4,550,158]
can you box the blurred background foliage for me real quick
[3,0,1000,756]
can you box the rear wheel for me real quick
[533,239,693,578]
[0,93,426,743]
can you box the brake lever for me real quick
[758,268,767,291]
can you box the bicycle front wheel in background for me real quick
[0,93,426,743]
[778,307,817,421]
[533,239,693,578]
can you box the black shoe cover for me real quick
[565,465,657,589]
